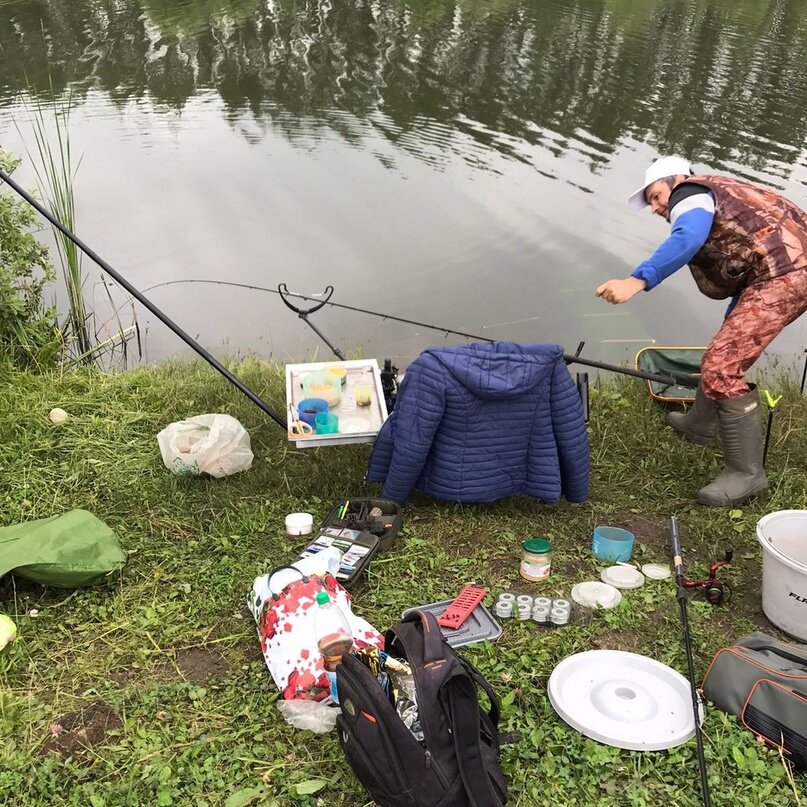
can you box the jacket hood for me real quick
[428,342,563,400]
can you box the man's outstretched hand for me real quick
[595,276,647,304]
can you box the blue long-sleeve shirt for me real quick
[630,185,739,317]
[631,188,714,290]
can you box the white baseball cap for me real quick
[628,156,692,210]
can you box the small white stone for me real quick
[48,408,69,424]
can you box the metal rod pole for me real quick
[299,315,347,361]
[670,516,712,807]
[141,280,684,387]
[0,167,287,430]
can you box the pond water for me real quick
[1,0,806,376]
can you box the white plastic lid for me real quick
[642,563,672,580]
[285,512,314,535]
[548,650,700,750]
[571,581,622,609]
[601,565,645,590]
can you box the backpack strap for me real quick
[446,673,506,807]
[460,657,501,734]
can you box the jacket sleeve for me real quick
[550,359,590,502]
[376,361,446,503]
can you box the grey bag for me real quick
[702,632,807,769]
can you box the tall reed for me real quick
[18,90,92,359]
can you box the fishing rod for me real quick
[0,167,288,430]
[670,516,712,807]
[137,279,687,387]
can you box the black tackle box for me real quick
[294,498,403,589]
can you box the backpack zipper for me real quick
[424,749,450,788]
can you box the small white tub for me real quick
[756,510,807,641]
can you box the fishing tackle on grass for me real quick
[670,516,712,807]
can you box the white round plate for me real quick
[571,581,622,609]
[548,650,700,750]
[601,565,645,589]
[642,563,672,580]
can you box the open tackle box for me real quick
[293,498,403,589]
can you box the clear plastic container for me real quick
[313,591,353,702]
[303,371,341,407]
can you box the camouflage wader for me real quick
[701,267,807,399]
[676,175,807,399]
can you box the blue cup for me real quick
[297,398,329,428]
[592,526,635,563]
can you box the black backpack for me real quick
[335,610,508,806]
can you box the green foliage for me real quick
[0,149,60,371]
[0,363,804,805]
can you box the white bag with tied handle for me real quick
[157,414,254,478]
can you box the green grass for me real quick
[0,358,805,806]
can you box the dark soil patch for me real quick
[41,703,122,761]
[615,514,668,547]
[589,630,639,652]
[177,648,228,683]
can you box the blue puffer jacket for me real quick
[366,342,589,503]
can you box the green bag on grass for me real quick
[0,510,126,588]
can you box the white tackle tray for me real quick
[285,358,389,447]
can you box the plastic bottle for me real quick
[313,590,353,703]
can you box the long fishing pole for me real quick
[0,167,288,430]
[137,279,686,387]
[670,516,712,807]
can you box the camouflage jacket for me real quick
[679,174,807,299]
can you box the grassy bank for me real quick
[1,359,805,806]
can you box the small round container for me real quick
[516,594,534,606]
[533,597,552,610]
[494,602,513,618]
[297,397,329,427]
[592,526,635,563]
[520,538,552,582]
[552,599,570,610]
[303,371,341,407]
[354,384,373,407]
[497,592,516,603]
[517,603,532,620]
[315,412,339,434]
[550,607,570,626]
[285,512,314,537]
[326,365,347,386]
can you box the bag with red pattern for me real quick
[248,563,384,700]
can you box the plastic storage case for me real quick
[293,498,403,590]
[321,498,403,553]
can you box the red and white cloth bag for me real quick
[248,563,383,700]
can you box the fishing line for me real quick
[135,278,684,386]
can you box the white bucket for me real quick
[756,510,807,641]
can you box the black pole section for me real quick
[0,168,287,430]
[763,408,774,468]
[801,349,807,395]
[576,372,590,423]
[670,516,712,807]
[141,280,683,387]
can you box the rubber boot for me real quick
[666,384,718,446]
[697,389,769,507]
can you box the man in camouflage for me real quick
[596,156,807,506]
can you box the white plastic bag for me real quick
[156,414,253,478]
[276,699,339,733]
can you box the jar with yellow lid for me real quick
[519,538,552,582]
